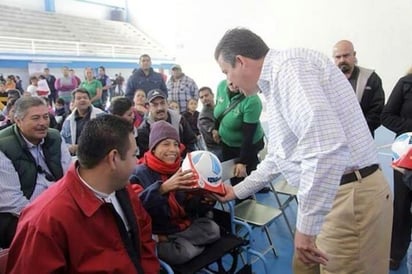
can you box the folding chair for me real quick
[258,139,297,237]
[160,259,174,274]
[270,178,298,236]
[220,159,282,259]
[234,198,283,258]
[0,249,9,274]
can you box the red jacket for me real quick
[6,163,159,274]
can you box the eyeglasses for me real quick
[37,165,56,182]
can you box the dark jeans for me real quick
[0,213,18,248]
[48,91,57,106]
[390,170,412,261]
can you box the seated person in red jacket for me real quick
[130,120,220,265]
[7,115,159,274]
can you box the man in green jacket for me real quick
[0,96,71,248]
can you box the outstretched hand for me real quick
[294,230,328,266]
[211,183,237,203]
[160,169,198,194]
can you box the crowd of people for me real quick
[0,29,410,273]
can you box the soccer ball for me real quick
[392,132,412,160]
[182,150,222,188]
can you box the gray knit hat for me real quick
[149,120,179,151]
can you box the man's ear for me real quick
[235,55,245,66]
[106,149,117,169]
[14,117,22,127]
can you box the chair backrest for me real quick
[221,158,237,182]
[0,249,9,274]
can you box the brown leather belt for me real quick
[340,164,379,186]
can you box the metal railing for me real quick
[0,36,172,59]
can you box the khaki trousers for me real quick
[293,169,393,274]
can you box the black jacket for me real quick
[125,68,167,101]
[349,67,385,136]
[381,74,412,136]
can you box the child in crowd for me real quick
[133,89,148,128]
[0,98,18,130]
[182,98,200,136]
[54,97,69,131]
[130,121,220,265]
[110,97,136,129]
[26,76,39,96]
[182,98,205,150]
[168,100,180,113]
[5,75,16,91]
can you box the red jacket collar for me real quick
[66,162,105,217]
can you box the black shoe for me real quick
[257,187,271,193]
[390,259,401,270]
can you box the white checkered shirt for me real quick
[234,48,378,235]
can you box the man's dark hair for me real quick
[139,54,151,61]
[56,97,65,105]
[72,88,91,100]
[198,86,213,95]
[214,28,269,67]
[109,97,132,116]
[99,66,105,72]
[77,115,133,169]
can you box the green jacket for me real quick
[0,125,64,199]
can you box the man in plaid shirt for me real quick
[166,65,198,113]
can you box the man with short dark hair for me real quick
[125,54,167,101]
[109,97,135,125]
[61,88,104,155]
[43,68,57,106]
[6,115,159,273]
[197,86,222,160]
[0,96,71,248]
[332,40,385,137]
[97,66,112,108]
[214,28,392,274]
[137,89,196,158]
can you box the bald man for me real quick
[332,40,385,137]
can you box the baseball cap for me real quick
[171,64,182,71]
[147,89,167,103]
